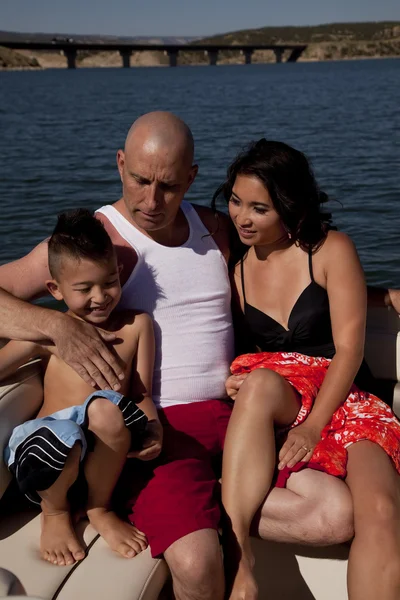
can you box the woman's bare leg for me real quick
[346,441,400,600]
[222,368,301,600]
[39,441,85,566]
[85,398,148,558]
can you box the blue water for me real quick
[0,59,399,286]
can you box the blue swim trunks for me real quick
[4,390,147,504]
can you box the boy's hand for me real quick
[127,420,163,461]
[226,373,247,400]
[278,422,322,471]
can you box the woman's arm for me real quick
[279,232,367,469]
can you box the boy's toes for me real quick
[72,548,85,561]
[55,551,66,566]
[118,542,138,559]
[132,535,147,552]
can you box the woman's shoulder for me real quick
[317,230,357,260]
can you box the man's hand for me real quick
[128,420,163,461]
[226,373,247,400]
[51,313,125,390]
[278,422,322,471]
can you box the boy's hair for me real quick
[48,209,115,279]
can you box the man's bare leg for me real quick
[222,369,302,600]
[164,529,224,600]
[257,468,354,545]
[346,441,400,600]
[84,398,147,558]
[38,441,85,566]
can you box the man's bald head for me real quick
[116,112,198,238]
[124,111,194,168]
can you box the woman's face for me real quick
[228,174,286,246]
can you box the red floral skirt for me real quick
[231,352,400,486]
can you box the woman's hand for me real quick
[128,420,163,461]
[278,422,322,470]
[225,373,247,400]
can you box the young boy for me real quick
[1,209,162,567]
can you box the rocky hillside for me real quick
[0,45,40,69]
[1,22,399,69]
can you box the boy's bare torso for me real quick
[37,309,142,418]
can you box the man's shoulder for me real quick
[191,204,230,261]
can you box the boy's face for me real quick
[47,253,122,325]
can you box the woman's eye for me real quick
[254,207,267,215]
[229,197,240,205]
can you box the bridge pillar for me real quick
[207,50,218,66]
[120,49,131,68]
[242,49,254,64]
[165,49,178,67]
[64,48,77,69]
[273,48,284,63]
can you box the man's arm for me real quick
[0,241,125,389]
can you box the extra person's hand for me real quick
[278,422,322,471]
[226,373,247,400]
[128,420,163,461]
[388,289,400,314]
[51,313,125,391]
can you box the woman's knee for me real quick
[356,490,400,531]
[87,397,126,438]
[236,368,289,412]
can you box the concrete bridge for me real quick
[0,41,307,68]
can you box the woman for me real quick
[214,139,400,600]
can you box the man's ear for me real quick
[45,280,64,301]
[118,263,123,275]
[117,149,125,182]
[186,164,198,192]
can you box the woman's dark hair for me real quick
[212,139,334,255]
[48,208,114,278]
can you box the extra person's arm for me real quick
[367,286,400,312]
[0,241,125,390]
[0,340,45,382]
[278,232,367,469]
[127,312,162,461]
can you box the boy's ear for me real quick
[118,263,123,275]
[45,279,64,301]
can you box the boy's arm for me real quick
[0,340,45,381]
[127,312,162,461]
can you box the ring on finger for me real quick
[302,445,309,452]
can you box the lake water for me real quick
[0,59,399,287]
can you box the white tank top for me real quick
[96,202,234,409]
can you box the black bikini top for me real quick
[241,249,336,358]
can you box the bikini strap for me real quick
[308,247,315,283]
[240,256,248,312]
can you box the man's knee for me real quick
[165,530,224,600]
[290,470,354,544]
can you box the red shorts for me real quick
[123,400,232,557]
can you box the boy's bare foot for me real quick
[40,511,86,566]
[87,508,148,558]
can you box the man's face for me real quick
[117,144,197,233]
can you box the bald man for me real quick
[0,112,396,600]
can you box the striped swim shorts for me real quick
[4,390,147,504]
